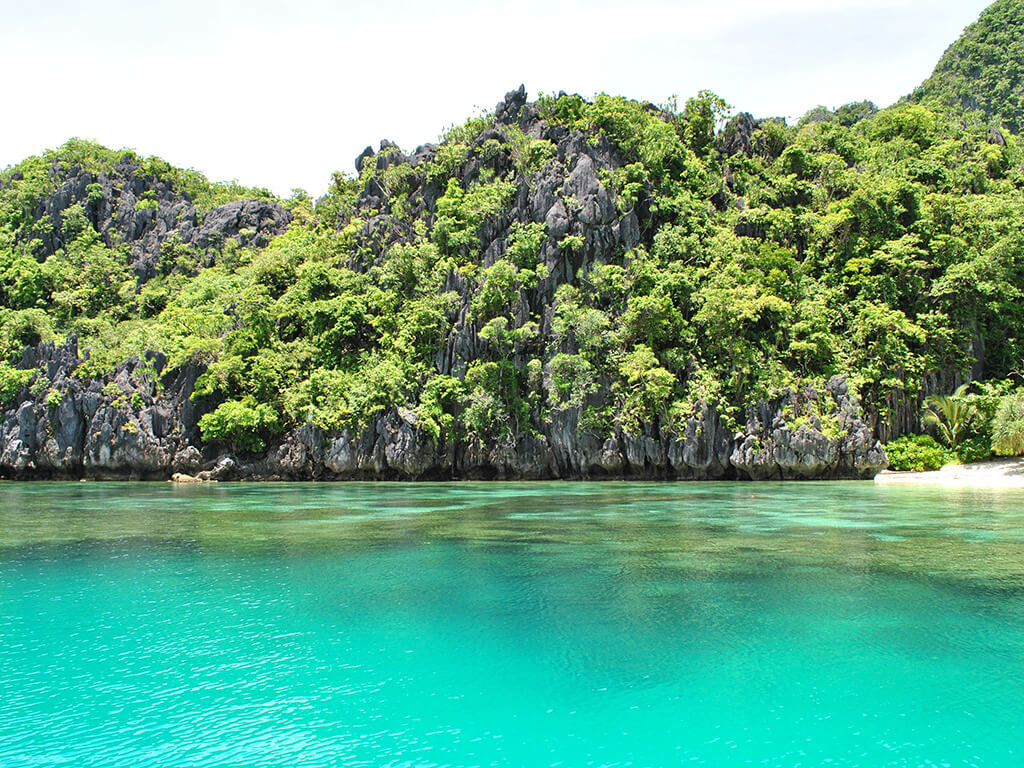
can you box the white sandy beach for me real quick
[875,457,1024,488]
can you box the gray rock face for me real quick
[495,85,527,125]
[0,97,889,483]
[0,340,885,480]
[0,338,208,479]
[729,378,886,480]
[718,112,758,157]
[21,156,291,283]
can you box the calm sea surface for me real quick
[2,481,1024,767]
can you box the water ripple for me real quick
[2,482,1024,766]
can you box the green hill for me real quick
[4,69,1024,478]
[910,0,1024,132]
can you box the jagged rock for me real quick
[988,126,1007,146]
[18,157,290,283]
[195,199,285,250]
[173,446,203,472]
[565,155,617,226]
[0,340,884,479]
[668,405,732,479]
[0,100,890,483]
[718,112,758,157]
[355,145,374,173]
[729,378,886,481]
[496,85,527,125]
[0,338,214,479]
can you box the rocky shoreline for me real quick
[0,338,886,482]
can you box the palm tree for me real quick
[923,384,975,449]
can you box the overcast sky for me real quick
[0,0,993,196]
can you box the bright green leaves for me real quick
[0,361,33,405]
[48,231,134,326]
[374,241,444,296]
[463,359,530,441]
[992,389,1024,456]
[546,352,596,409]
[607,163,650,213]
[471,260,519,323]
[538,92,706,194]
[621,293,683,351]
[884,434,950,471]
[682,90,731,157]
[415,375,466,443]
[923,384,977,450]
[506,221,547,268]
[432,177,515,260]
[586,94,688,183]
[198,397,281,453]
[0,249,50,310]
[849,303,927,392]
[866,105,939,149]
[618,345,675,433]
[503,125,556,177]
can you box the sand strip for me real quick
[875,457,1024,488]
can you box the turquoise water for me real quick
[2,482,1024,767]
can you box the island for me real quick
[2,0,1024,481]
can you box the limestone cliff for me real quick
[0,336,884,480]
[0,88,897,480]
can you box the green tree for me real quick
[923,384,976,449]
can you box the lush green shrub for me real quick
[922,384,976,449]
[29,374,49,399]
[558,234,584,252]
[618,345,675,433]
[955,435,993,464]
[505,221,547,268]
[1,308,53,357]
[0,251,51,309]
[884,435,951,472]
[415,375,465,443]
[0,361,33,405]
[198,397,280,452]
[45,388,63,409]
[547,353,596,407]
[463,360,528,440]
[991,390,1024,456]
[471,260,520,322]
[432,178,515,258]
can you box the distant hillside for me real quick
[910,0,1024,132]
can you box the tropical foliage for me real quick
[910,0,1024,133]
[923,385,976,450]
[884,435,951,472]
[3,52,1024,456]
[992,389,1024,456]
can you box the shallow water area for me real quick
[2,481,1024,766]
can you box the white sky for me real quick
[0,0,993,197]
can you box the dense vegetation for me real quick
[3,3,1024,470]
[910,0,1024,133]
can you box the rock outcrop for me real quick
[0,338,885,481]
[18,154,291,282]
[0,90,889,482]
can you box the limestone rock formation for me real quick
[0,338,885,480]
[0,90,889,482]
